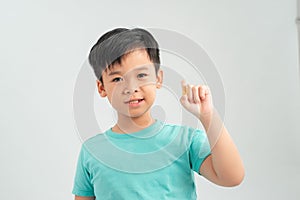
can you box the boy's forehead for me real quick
[102,49,156,76]
[104,63,154,75]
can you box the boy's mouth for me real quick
[125,98,144,104]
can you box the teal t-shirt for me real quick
[72,120,211,199]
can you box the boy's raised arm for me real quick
[180,81,245,187]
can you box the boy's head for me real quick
[88,28,161,84]
[88,28,163,118]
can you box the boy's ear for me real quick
[156,70,163,89]
[96,80,107,97]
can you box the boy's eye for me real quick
[112,77,123,82]
[137,73,148,78]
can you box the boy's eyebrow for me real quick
[133,66,150,71]
[108,71,122,76]
[108,66,150,76]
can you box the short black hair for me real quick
[88,28,161,83]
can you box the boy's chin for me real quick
[126,113,146,118]
[118,111,150,119]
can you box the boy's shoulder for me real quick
[160,121,205,136]
[82,131,107,148]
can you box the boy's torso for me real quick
[74,120,210,199]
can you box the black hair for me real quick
[88,28,160,83]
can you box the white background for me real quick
[1,0,299,199]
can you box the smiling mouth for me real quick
[125,98,144,104]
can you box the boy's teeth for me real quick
[129,100,139,104]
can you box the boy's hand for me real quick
[180,80,214,120]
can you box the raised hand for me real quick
[180,80,214,120]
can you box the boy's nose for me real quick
[123,80,140,94]
[123,88,139,95]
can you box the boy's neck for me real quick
[113,114,155,134]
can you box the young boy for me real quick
[72,28,244,200]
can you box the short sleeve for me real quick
[189,129,211,174]
[72,145,95,197]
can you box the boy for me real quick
[73,28,244,200]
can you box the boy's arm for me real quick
[199,110,244,186]
[75,196,95,200]
[180,81,244,187]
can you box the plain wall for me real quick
[0,0,299,199]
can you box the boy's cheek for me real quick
[140,79,159,87]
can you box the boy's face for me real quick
[97,49,163,119]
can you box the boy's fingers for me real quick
[187,84,194,103]
[180,94,188,105]
[199,86,204,99]
[192,86,200,103]
[199,85,209,100]
[181,80,187,95]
